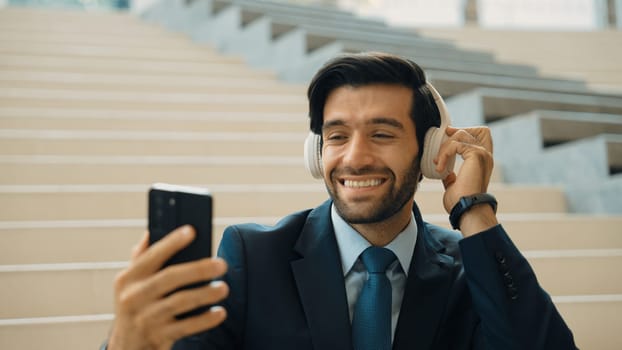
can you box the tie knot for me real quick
[360,247,396,274]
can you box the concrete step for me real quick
[206,0,388,33]
[0,70,306,94]
[446,87,622,127]
[1,253,619,319]
[0,40,250,62]
[500,134,622,185]
[0,155,311,184]
[566,174,622,214]
[0,129,307,156]
[0,316,112,350]
[0,6,175,36]
[0,53,277,77]
[0,29,201,49]
[554,297,622,350]
[0,107,307,132]
[1,214,619,265]
[491,111,622,160]
[491,111,622,179]
[425,69,592,97]
[416,28,622,69]
[0,265,119,319]
[0,87,307,112]
[527,254,622,296]
[0,182,567,221]
[538,112,622,145]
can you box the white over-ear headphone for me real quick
[304,83,455,180]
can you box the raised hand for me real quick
[108,226,229,350]
[435,126,498,236]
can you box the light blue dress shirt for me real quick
[331,204,418,343]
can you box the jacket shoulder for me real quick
[218,208,314,259]
[423,222,462,258]
[225,208,312,238]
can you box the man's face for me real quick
[321,84,420,224]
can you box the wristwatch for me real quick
[449,193,497,230]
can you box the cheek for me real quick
[390,153,419,179]
[320,147,334,177]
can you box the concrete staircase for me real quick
[0,5,621,350]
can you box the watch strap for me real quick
[449,193,497,230]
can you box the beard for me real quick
[326,156,420,224]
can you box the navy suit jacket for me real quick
[175,200,576,349]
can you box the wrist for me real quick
[449,193,498,235]
[458,203,498,236]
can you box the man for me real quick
[106,52,577,349]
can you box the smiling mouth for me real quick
[342,178,385,188]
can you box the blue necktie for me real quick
[352,247,396,350]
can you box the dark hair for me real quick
[307,52,441,155]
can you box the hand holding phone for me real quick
[108,227,228,350]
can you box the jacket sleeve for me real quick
[458,225,577,350]
[173,226,248,350]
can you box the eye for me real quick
[325,132,347,142]
[372,132,394,139]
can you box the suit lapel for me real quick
[291,200,353,350]
[393,204,456,350]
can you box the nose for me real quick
[342,133,374,169]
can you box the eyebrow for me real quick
[322,117,405,131]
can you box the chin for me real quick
[334,201,398,225]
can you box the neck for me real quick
[351,204,413,246]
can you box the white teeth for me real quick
[343,179,382,188]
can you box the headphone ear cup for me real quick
[421,126,454,179]
[422,83,455,180]
[304,132,323,179]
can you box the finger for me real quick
[137,280,229,328]
[444,141,493,189]
[137,258,228,302]
[435,129,477,171]
[450,126,493,152]
[449,129,478,145]
[445,126,459,136]
[467,126,492,152]
[436,139,490,174]
[128,225,196,281]
[131,231,149,261]
[162,305,228,343]
[436,126,494,169]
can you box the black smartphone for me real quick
[148,183,213,318]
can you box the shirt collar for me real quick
[331,204,418,277]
